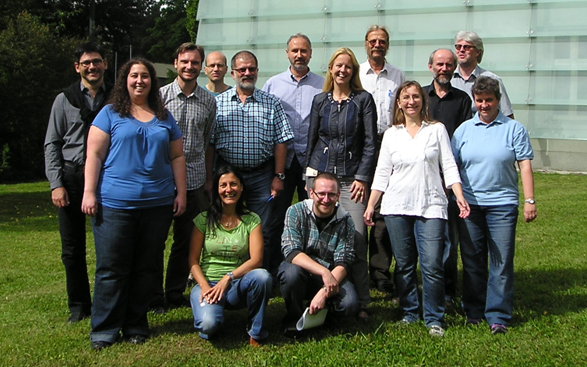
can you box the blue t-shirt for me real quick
[451,111,534,206]
[92,105,182,209]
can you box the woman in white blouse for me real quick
[363,81,469,337]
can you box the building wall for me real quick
[195,0,587,172]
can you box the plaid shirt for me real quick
[211,88,293,169]
[160,79,216,190]
[281,199,355,272]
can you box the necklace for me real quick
[222,215,237,229]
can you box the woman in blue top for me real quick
[189,165,272,347]
[82,58,187,349]
[451,76,537,335]
[306,47,377,320]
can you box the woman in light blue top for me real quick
[82,58,186,350]
[451,76,537,335]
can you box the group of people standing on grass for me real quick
[44,25,537,349]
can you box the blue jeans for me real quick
[90,204,173,343]
[278,261,359,325]
[241,164,275,271]
[384,215,446,327]
[190,269,272,340]
[458,204,518,326]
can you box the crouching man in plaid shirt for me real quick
[278,172,359,337]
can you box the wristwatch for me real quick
[274,172,285,181]
[524,198,536,204]
[226,272,235,280]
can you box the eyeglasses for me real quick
[78,58,104,67]
[232,67,258,74]
[454,44,476,51]
[368,39,387,47]
[312,191,339,200]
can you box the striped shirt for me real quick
[211,88,294,169]
[160,79,216,190]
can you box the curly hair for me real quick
[206,165,251,235]
[107,57,168,121]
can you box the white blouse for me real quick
[371,121,461,220]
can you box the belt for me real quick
[63,161,85,172]
[238,158,273,173]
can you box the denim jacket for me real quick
[306,90,378,182]
[281,199,355,272]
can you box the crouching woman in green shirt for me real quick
[189,165,272,346]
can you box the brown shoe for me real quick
[249,336,263,347]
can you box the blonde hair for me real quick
[323,47,364,93]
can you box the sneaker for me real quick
[491,323,508,335]
[428,325,445,337]
[398,317,414,325]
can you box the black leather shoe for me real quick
[126,334,147,345]
[375,279,394,294]
[67,311,89,324]
[91,340,113,350]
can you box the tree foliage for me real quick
[147,0,191,63]
[0,12,80,182]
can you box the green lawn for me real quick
[1,173,586,367]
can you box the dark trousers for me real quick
[58,165,91,314]
[444,196,460,299]
[153,188,209,306]
[267,156,308,277]
[368,196,394,284]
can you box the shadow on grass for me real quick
[0,190,59,231]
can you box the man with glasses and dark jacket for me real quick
[44,42,110,324]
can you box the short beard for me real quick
[434,75,452,85]
[237,80,255,91]
[291,62,307,72]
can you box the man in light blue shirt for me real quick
[262,34,324,276]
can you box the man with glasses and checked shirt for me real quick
[44,42,110,324]
[359,25,405,296]
[452,30,514,119]
[210,50,294,271]
[278,172,359,337]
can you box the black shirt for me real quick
[423,82,472,138]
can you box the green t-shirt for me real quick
[194,211,261,281]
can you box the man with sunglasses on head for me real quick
[452,30,514,119]
[359,25,405,296]
[210,50,294,272]
[44,42,110,324]
[278,172,359,337]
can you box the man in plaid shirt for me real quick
[278,172,359,336]
[156,43,216,310]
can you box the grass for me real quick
[1,173,586,367]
